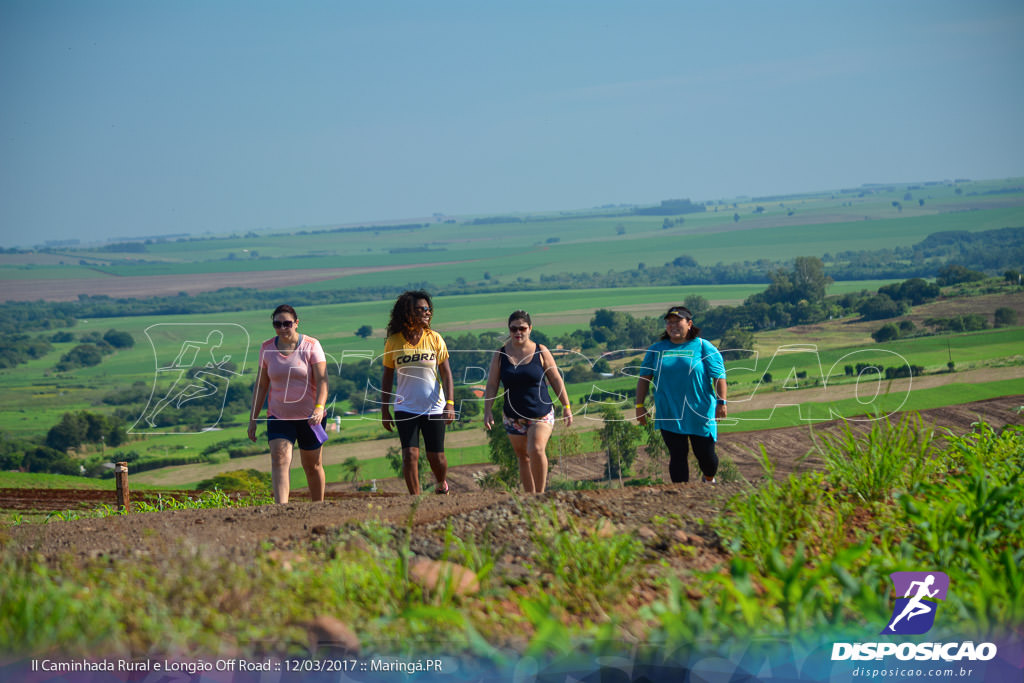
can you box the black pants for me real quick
[660,430,718,483]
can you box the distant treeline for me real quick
[3,226,1021,334]
[825,227,1024,280]
[465,198,705,225]
[632,198,707,216]
[297,223,427,235]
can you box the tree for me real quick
[641,419,667,480]
[55,344,104,371]
[485,400,519,488]
[792,256,832,304]
[871,323,900,343]
[46,412,88,452]
[548,420,584,481]
[598,404,642,481]
[719,326,754,361]
[103,329,135,348]
[23,445,78,475]
[340,456,362,483]
[994,307,1018,328]
[683,294,711,316]
[936,264,986,287]
[891,278,940,306]
[857,294,907,321]
[355,325,373,339]
[452,385,480,420]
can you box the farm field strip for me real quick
[118,370,1024,488]
[5,180,1021,296]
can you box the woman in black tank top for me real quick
[483,310,573,493]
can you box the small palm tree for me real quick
[340,456,361,483]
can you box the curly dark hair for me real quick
[386,290,434,336]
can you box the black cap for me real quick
[664,306,693,320]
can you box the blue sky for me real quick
[1,1,1022,247]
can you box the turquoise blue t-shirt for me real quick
[639,337,726,440]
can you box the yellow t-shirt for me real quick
[382,329,449,415]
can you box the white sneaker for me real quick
[702,476,716,484]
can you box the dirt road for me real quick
[4,395,1020,575]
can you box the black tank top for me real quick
[499,346,553,419]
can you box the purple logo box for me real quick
[882,571,949,635]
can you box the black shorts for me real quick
[394,411,446,452]
[266,416,326,451]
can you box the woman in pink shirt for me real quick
[248,304,328,503]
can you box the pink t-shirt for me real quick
[258,335,326,420]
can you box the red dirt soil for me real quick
[3,396,1020,569]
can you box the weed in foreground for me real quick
[521,501,643,616]
[815,411,939,502]
[644,418,1023,654]
[715,446,849,571]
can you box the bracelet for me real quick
[315,404,325,409]
[445,400,455,405]
[635,404,645,409]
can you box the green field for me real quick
[2,177,1023,489]
[6,177,1022,293]
[4,280,1011,440]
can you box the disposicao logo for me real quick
[831,570,998,662]
[883,571,949,635]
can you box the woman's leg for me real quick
[299,446,326,501]
[660,430,691,483]
[690,434,719,481]
[525,421,554,493]
[402,447,422,494]
[269,438,293,503]
[395,412,424,494]
[508,434,534,492]
[421,415,448,492]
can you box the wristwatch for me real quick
[716,399,727,406]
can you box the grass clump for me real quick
[521,501,642,615]
[814,411,940,502]
[644,415,1024,655]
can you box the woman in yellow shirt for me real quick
[380,290,455,494]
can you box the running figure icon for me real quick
[887,574,939,632]
[133,323,249,434]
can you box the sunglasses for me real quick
[272,320,295,329]
[413,306,432,313]
[509,325,529,333]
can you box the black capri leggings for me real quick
[394,411,447,452]
[659,430,718,483]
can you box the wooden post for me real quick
[115,461,130,513]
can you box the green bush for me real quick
[196,469,271,492]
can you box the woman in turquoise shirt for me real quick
[635,305,728,483]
